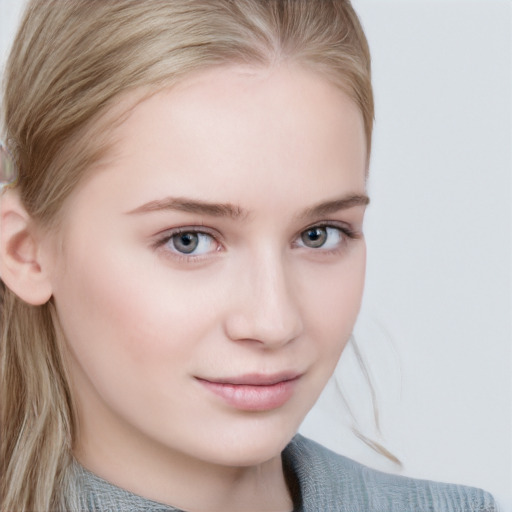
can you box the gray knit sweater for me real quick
[77,434,498,511]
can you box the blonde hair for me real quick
[0,1,373,510]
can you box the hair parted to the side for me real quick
[0,1,373,511]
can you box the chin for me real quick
[210,439,293,468]
[191,417,301,468]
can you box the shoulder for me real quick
[283,434,499,512]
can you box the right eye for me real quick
[161,230,220,256]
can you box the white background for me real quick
[1,0,510,509]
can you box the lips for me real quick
[196,373,301,412]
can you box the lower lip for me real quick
[197,378,299,412]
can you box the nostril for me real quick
[223,302,303,348]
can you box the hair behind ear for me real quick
[0,284,77,512]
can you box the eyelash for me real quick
[153,222,360,262]
[153,226,222,263]
[293,223,359,254]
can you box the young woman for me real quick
[0,1,499,511]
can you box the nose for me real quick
[223,249,304,348]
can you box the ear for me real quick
[0,190,53,305]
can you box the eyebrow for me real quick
[127,197,246,219]
[126,193,369,220]
[298,194,370,220]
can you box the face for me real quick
[47,64,368,471]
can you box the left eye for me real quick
[166,231,218,255]
[297,226,343,250]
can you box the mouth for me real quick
[195,373,302,412]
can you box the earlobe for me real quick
[0,190,53,305]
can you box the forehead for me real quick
[62,64,367,222]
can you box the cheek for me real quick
[52,234,238,405]
[55,254,213,368]
[299,245,366,354]
[52,253,222,433]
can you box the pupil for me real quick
[173,233,199,253]
[302,227,327,248]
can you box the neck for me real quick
[74,418,294,512]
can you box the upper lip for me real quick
[196,372,302,386]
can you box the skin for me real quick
[43,64,368,511]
